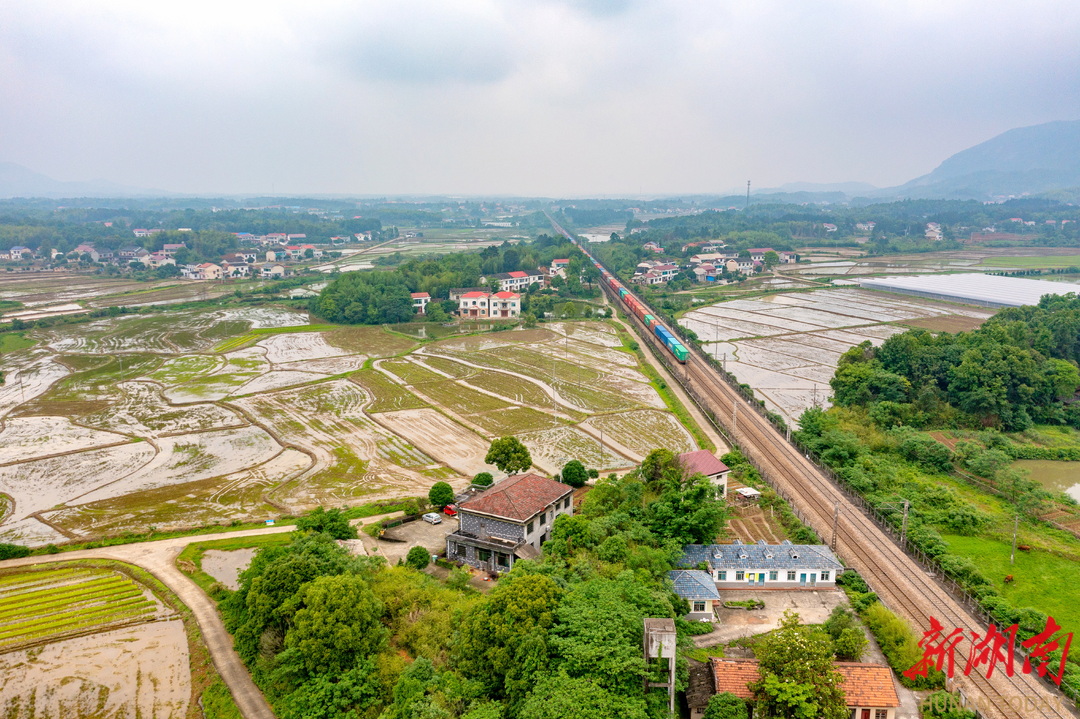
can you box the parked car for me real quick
[422,512,443,525]
[443,504,458,516]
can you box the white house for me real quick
[678,450,730,496]
[411,292,431,314]
[457,291,520,318]
[668,570,721,621]
[486,270,545,292]
[682,540,844,590]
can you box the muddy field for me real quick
[1,298,697,543]
[0,566,189,719]
[680,288,995,426]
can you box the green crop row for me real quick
[0,602,157,648]
[0,587,143,623]
[0,597,155,645]
[0,591,150,636]
[0,567,97,588]
[0,575,129,608]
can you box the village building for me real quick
[410,292,431,314]
[446,473,574,573]
[678,450,730,495]
[668,570,721,621]
[692,658,900,719]
[8,246,31,261]
[457,291,520,318]
[182,263,223,280]
[643,241,664,253]
[162,243,187,256]
[72,244,100,261]
[550,258,570,276]
[681,540,843,589]
[485,270,545,292]
[259,263,286,278]
[221,261,250,278]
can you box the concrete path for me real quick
[0,514,400,719]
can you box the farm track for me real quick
[556,217,1077,719]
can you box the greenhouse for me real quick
[858,273,1079,308]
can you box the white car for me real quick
[421,512,443,525]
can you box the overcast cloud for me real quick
[1,1,1078,196]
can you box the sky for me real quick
[1,0,1079,197]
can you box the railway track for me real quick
[549,215,1076,719]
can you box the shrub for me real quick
[676,617,716,635]
[836,570,869,594]
[703,692,749,719]
[473,472,494,487]
[295,507,357,540]
[834,627,868,662]
[0,543,31,560]
[405,545,431,570]
[861,602,944,690]
[561,460,589,488]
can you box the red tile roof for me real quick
[460,473,572,522]
[679,450,729,478]
[410,292,430,299]
[710,660,899,708]
[492,291,519,299]
[508,271,528,278]
[461,291,488,299]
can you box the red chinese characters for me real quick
[906,615,1072,686]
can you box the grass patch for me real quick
[421,356,476,378]
[685,644,725,663]
[150,354,221,384]
[383,358,447,385]
[324,325,419,356]
[470,406,567,435]
[464,371,553,406]
[415,379,511,416]
[0,331,35,353]
[943,533,1080,635]
[982,255,1080,268]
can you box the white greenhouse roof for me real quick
[858,273,1080,308]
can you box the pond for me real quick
[1013,459,1080,501]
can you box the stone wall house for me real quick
[446,473,574,573]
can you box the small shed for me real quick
[734,487,761,504]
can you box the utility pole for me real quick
[599,428,605,470]
[900,499,910,546]
[831,502,840,552]
[732,403,738,435]
[1010,514,1020,565]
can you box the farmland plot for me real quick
[83,381,243,436]
[520,426,635,473]
[680,287,993,425]
[165,347,268,402]
[373,409,497,477]
[0,443,156,521]
[0,417,129,464]
[0,353,69,417]
[71,426,282,507]
[0,567,189,719]
[258,332,353,363]
[584,410,696,458]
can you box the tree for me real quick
[485,437,532,474]
[560,460,588,488]
[455,574,564,705]
[429,481,456,508]
[704,692,750,719]
[405,545,431,570]
[296,507,357,540]
[473,472,494,487]
[752,611,846,719]
[763,250,780,270]
[518,672,648,719]
[282,574,387,678]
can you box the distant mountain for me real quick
[764,181,879,195]
[888,119,1080,200]
[0,162,166,198]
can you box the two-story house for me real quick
[681,540,843,590]
[446,473,574,573]
[486,270,545,292]
[457,291,520,318]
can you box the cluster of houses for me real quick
[417,258,570,319]
[632,247,795,286]
[438,456,900,719]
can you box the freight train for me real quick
[576,246,690,364]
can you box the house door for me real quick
[810,573,817,586]
[799,573,806,586]
[861,710,870,719]
[759,572,766,584]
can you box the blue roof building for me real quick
[668,570,720,622]
[681,540,843,590]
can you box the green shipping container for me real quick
[643,314,655,327]
[670,342,689,362]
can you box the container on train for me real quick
[643,314,655,328]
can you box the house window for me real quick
[735,571,744,581]
[527,521,534,534]
[718,571,727,581]
[821,571,830,581]
[455,543,466,558]
[787,571,796,581]
[478,549,491,562]
[874,711,887,719]
[495,552,510,568]
[539,513,547,526]
[769,571,778,580]
[693,601,706,612]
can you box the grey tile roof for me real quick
[668,570,721,601]
[680,541,843,572]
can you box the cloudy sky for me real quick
[2,1,1078,196]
